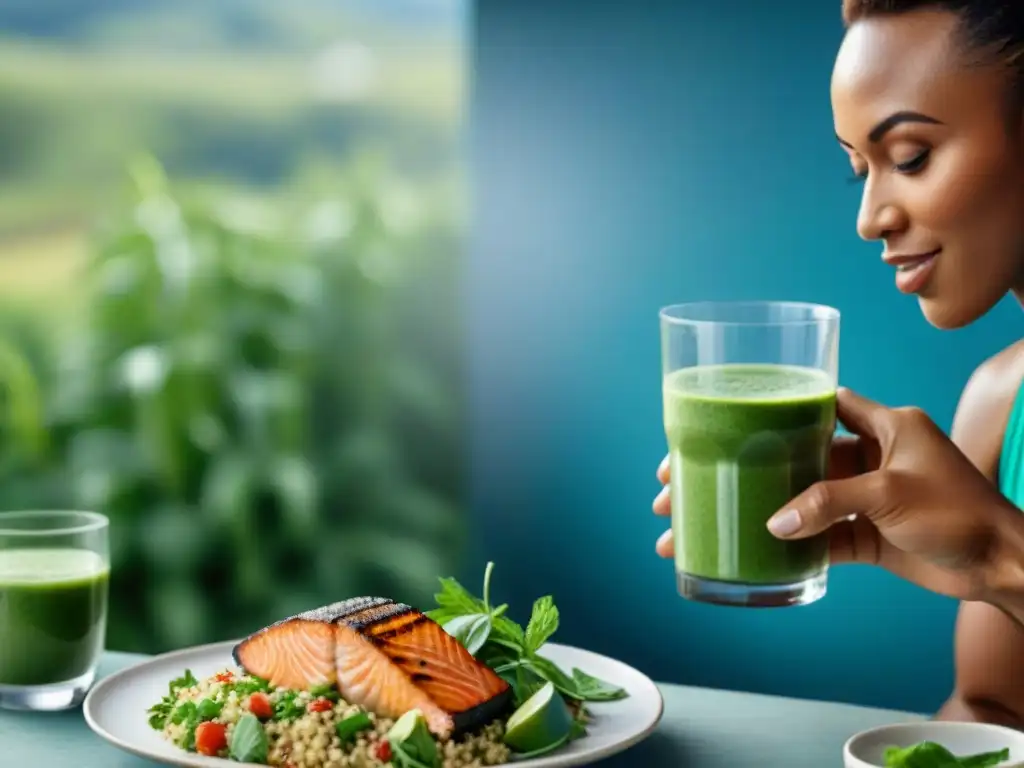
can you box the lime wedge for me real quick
[503,682,574,754]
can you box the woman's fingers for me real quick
[655,529,673,558]
[835,386,886,439]
[655,455,672,556]
[654,454,670,516]
[826,516,881,566]
[653,486,670,516]
[829,434,867,480]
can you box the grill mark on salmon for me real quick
[232,596,513,737]
[333,620,456,737]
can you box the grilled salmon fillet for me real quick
[233,597,512,737]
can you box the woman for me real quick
[652,0,1024,726]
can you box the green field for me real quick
[0,6,464,305]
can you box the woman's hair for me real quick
[842,1,1024,113]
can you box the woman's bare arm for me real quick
[935,342,1024,727]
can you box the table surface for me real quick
[0,652,924,767]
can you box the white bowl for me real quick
[844,721,1024,767]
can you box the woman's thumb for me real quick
[766,474,880,539]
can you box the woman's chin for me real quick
[918,294,998,330]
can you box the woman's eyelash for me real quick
[845,149,930,184]
[894,149,930,173]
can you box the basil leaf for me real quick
[443,613,492,656]
[229,714,269,763]
[570,668,628,701]
[335,712,373,744]
[429,561,631,728]
[526,656,581,700]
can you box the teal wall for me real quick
[466,0,1022,714]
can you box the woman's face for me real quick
[831,9,1024,329]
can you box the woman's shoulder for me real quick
[965,340,1024,403]
[952,339,1024,481]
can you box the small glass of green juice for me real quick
[660,301,839,608]
[0,510,109,710]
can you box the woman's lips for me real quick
[887,249,941,294]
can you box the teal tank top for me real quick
[1001,381,1024,507]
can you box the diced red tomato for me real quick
[307,698,333,713]
[214,672,234,683]
[247,692,273,720]
[375,740,392,762]
[195,722,227,756]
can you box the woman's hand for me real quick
[651,412,868,556]
[652,387,1021,603]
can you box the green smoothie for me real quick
[0,548,109,686]
[663,363,836,585]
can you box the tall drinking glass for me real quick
[0,510,109,710]
[660,301,840,607]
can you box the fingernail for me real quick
[658,456,669,476]
[767,509,802,537]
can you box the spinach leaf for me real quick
[229,714,269,764]
[883,741,1011,768]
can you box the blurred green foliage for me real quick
[0,0,467,654]
[0,154,466,654]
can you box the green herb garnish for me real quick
[170,702,200,751]
[426,562,628,709]
[171,701,197,726]
[196,698,223,721]
[228,714,269,764]
[336,711,373,744]
[882,741,1011,767]
[231,675,272,697]
[273,690,307,721]
[146,668,198,730]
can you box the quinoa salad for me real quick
[148,667,511,767]
[145,564,629,767]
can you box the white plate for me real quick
[83,639,664,768]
